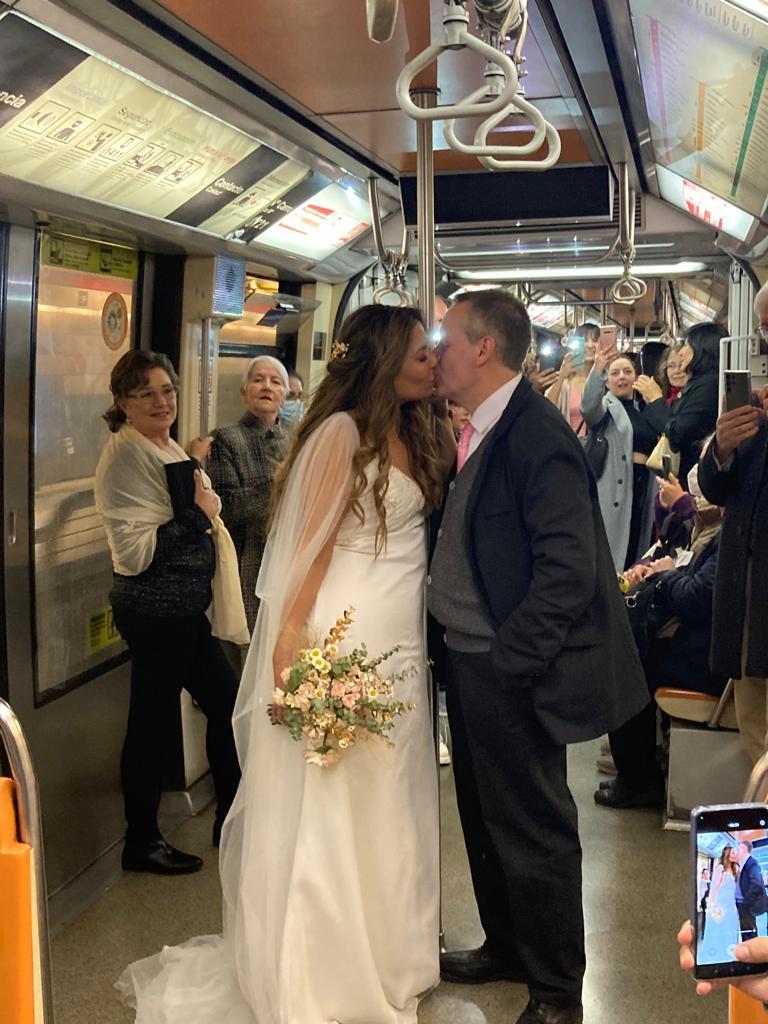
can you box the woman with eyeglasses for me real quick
[94,350,243,877]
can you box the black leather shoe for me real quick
[440,942,525,984]
[122,839,203,875]
[593,777,664,809]
[516,997,583,1024]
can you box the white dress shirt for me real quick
[464,374,523,462]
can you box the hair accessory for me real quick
[330,338,349,363]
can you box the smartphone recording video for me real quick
[724,370,752,412]
[692,804,768,980]
[536,340,565,372]
[567,335,587,371]
[598,325,618,353]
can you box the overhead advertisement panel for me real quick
[630,0,768,223]
[254,183,372,261]
[655,164,756,240]
[0,12,372,262]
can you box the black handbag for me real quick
[623,576,668,659]
[581,413,610,480]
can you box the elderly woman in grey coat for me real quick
[207,355,292,633]
[580,350,660,571]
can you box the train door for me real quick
[2,222,137,918]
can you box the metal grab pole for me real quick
[413,88,438,330]
[0,698,54,1024]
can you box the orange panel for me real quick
[0,778,34,1024]
[154,0,433,115]
[730,987,768,1024]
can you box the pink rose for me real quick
[342,693,358,709]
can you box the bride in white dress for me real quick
[117,305,447,1023]
[704,846,741,959]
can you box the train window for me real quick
[31,233,136,702]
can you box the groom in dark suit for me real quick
[736,841,767,942]
[428,290,648,1024]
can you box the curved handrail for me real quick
[477,118,560,170]
[443,85,548,157]
[373,283,416,306]
[0,698,53,1023]
[395,24,521,121]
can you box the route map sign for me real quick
[630,0,768,224]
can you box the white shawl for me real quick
[94,424,249,645]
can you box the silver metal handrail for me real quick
[0,697,54,1024]
[610,163,647,305]
[367,177,415,306]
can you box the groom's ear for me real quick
[475,334,497,365]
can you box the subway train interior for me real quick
[1,0,767,1022]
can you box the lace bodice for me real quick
[335,463,425,553]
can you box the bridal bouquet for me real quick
[271,608,415,767]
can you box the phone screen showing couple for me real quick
[692,804,768,979]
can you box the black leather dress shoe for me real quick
[516,997,583,1024]
[593,776,664,809]
[439,942,525,984]
[122,840,203,875]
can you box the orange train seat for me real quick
[0,776,34,1024]
[654,687,738,730]
[731,987,768,1022]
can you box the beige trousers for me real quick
[735,580,768,763]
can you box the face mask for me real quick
[281,399,305,425]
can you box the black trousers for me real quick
[738,903,758,942]
[445,648,584,1006]
[113,607,241,845]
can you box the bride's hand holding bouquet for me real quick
[269,608,415,766]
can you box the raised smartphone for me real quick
[691,803,768,980]
[598,325,618,353]
[724,370,752,412]
[661,453,672,481]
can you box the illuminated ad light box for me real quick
[629,0,768,222]
[655,164,755,241]
[0,12,371,261]
[254,183,372,261]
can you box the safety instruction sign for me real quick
[86,606,121,655]
[40,234,138,278]
[0,11,367,256]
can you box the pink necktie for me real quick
[456,422,476,472]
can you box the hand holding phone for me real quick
[598,325,618,353]
[691,803,768,981]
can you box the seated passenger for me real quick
[207,356,291,635]
[545,322,599,436]
[580,349,659,571]
[94,351,242,873]
[596,508,725,809]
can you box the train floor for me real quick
[51,737,722,1024]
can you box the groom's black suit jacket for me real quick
[432,375,647,745]
[737,855,766,916]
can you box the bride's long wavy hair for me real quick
[719,846,739,878]
[272,304,444,553]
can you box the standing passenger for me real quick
[207,356,291,634]
[429,290,647,1024]
[281,369,306,428]
[95,351,242,872]
[545,323,599,435]
[697,283,768,763]
[580,351,659,571]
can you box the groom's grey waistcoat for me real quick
[428,433,495,652]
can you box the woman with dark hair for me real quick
[643,322,726,487]
[118,307,444,1023]
[95,350,244,875]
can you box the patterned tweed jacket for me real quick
[207,412,291,632]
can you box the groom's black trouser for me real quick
[445,649,584,1006]
[737,903,758,942]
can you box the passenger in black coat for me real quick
[644,322,726,488]
[428,291,647,1024]
[698,395,768,763]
